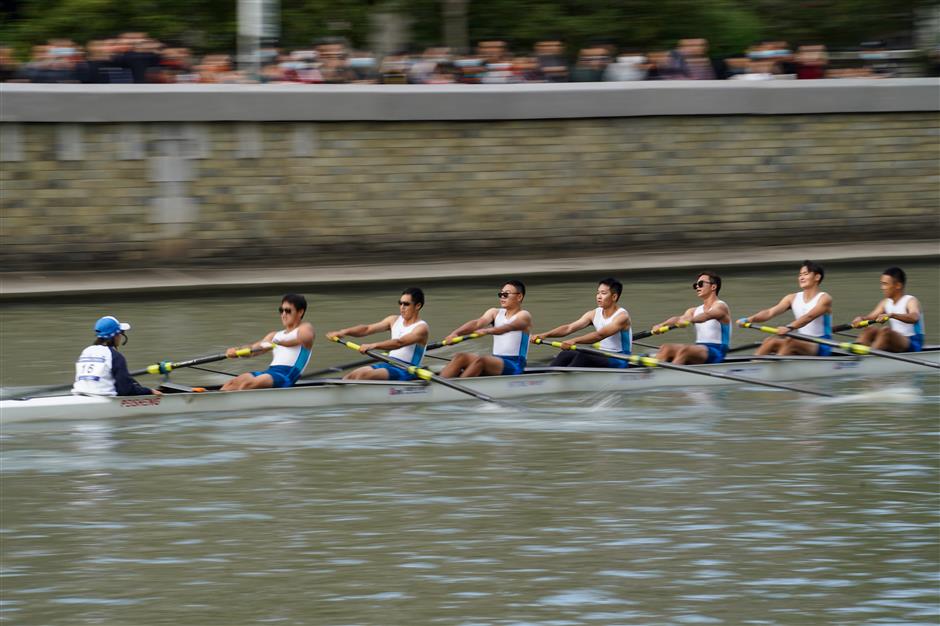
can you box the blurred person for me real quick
[795,44,828,79]
[316,37,353,83]
[645,50,681,79]
[454,55,485,83]
[852,267,924,352]
[530,278,632,369]
[512,55,543,82]
[722,56,751,79]
[349,51,379,83]
[440,281,532,378]
[408,46,451,84]
[738,261,833,357]
[0,46,21,81]
[326,288,429,381]
[859,40,897,78]
[116,32,162,83]
[221,294,315,391]
[729,58,776,80]
[379,51,411,84]
[653,271,732,365]
[534,38,568,82]
[570,45,610,82]
[672,38,715,79]
[72,316,161,397]
[604,52,648,81]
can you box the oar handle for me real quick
[739,321,873,355]
[331,336,435,382]
[139,344,264,376]
[426,333,481,351]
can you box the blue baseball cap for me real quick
[94,315,131,339]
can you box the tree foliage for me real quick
[0,0,928,58]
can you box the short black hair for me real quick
[281,293,307,317]
[504,279,526,297]
[598,277,623,298]
[401,287,425,308]
[698,270,721,294]
[801,260,825,283]
[883,266,906,285]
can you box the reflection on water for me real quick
[1,375,938,625]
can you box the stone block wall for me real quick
[1,112,938,272]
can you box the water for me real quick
[1,260,939,624]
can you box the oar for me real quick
[740,322,940,370]
[330,336,508,406]
[301,333,482,380]
[533,338,834,397]
[727,322,865,354]
[5,347,255,401]
[636,320,690,340]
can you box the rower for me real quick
[72,315,162,396]
[221,293,315,391]
[325,287,430,381]
[738,260,833,356]
[440,280,533,378]
[653,270,731,364]
[852,266,925,352]
[530,277,632,368]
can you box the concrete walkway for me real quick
[1,240,937,299]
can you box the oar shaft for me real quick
[741,323,939,370]
[332,336,501,404]
[634,321,691,341]
[534,339,833,397]
[426,333,481,351]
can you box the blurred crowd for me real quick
[1,32,934,85]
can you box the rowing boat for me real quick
[2,348,937,423]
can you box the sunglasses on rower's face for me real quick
[278,307,294,314]
[497,291,518,298]
[692,280,713,289]
[398,300,413,307]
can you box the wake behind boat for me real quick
[2,348,937,423]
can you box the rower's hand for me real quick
[358,343,376,354]
[775,326,791,336]
[559,340,575,350]
[530,334,543,343]
[851,316,864,328]
[225,347,239,358]
[443,333,459,342]
[876,314,890,324]
[325,331,340,341]
[151,389,163,396]
[736,318,748,327]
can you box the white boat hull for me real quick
[2,350,938,423]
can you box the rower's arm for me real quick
[789,293,832,330]
[741,294,794,325]
[654,308,695,329]
[227,331,277,358]
[569,310,630,345]
[482,310,533,336]
[891,297,921,324]
[327,317,393,340]
[446,309,497,340]
[532,311,593,341]
[273,322,316,348]
[364,322,430,351]
[690,302,729,324]
[853,300,887,325]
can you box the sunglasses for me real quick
[497,291,518,298]
[398,300,414,306]
[277,307,294,314]
[692,281,713,289]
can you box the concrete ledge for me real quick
[2,240,936,300]
[2,79,938,123]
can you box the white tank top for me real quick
[388,316,428,366]
[269,328,312,373]
[72,345,117,395]
[694,301,731,347]
[492,309,529,358]
[791,291,832,338]
[593,307,631,353]
[884,294,924,337]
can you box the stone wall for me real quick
[1,82,937,272]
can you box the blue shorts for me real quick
[906,334,924,352]
[371,362,419,381]
[251,365,298,388]
[816,343,832,357]
[498,356,526,375]
[607,355,630,369]
[698,343,728,364]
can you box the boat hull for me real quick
[2,350,938,423]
